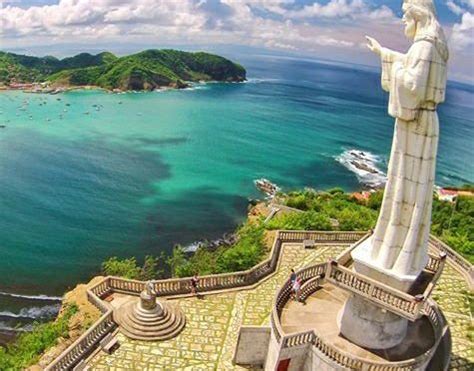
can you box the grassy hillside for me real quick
[0,49,246,90]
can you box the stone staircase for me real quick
[116,299,186,341]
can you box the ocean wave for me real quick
[0,304,60,320]
[183,241,200,253]
[183,233,238,253]
[0,291,62,301]
[336,149,386,188]
[182,85,209,91]
[244,78,281,84]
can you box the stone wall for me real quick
[233,326,271,366]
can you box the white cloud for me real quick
[0,0,471,80]
[447,0,464,15]
[450,12,474,49]
[287,0,395,21]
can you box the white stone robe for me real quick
[371,35,448,276]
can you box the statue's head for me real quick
[402,0,436,39]
[402,0,449,60]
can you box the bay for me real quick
[0,53,472,337]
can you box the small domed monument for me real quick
[115,281,186,341]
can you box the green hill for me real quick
[0,49,246,90]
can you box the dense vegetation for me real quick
[101,187,473,280]
[0,303,78,370]
[0,49,246,90]
[270,188,473,262]
[102,222,266,279]
[431,195,474,261]
[102,255,162,280]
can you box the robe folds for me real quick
[370,35,448,276]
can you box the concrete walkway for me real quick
[88,242,473,370]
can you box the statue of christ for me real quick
[364,0,448,276]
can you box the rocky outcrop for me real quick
[33,277,103,369]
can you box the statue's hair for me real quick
[403,0,449,61]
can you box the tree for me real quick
[139,255,160,280]
[101,257,141,279]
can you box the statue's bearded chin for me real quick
[404,21,417,39]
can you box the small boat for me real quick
[254,178,280,197]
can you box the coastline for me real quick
[0,78,246,95]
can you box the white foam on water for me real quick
[335,149,387,188]
[244,78,281,84]
[182,85,209,91]
[0,304,61,319]
[183,241,200,253]
[0,291,62,301]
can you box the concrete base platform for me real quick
[280,284,435,363]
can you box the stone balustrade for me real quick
[429,235,474,288]
[45,286,115,371]
[278,230,366,243]
[327,263,422,320]
[271,267,450,370]
[46,230,470,370]
[326,251,446,321]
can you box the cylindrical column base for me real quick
[338,295,407,349]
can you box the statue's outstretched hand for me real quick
[365,36,382,56]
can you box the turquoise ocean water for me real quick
[0,54,473,338]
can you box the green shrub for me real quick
[102,255,162,280]
[216,223,265,273]
[102,257,141,279]
[0,304,78,370]
[168,222,266,277]
[280,188,473,262]
[266,211,332,230]
[367,190,384,210]
[140,255,161,280]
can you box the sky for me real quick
[0,0,473,82]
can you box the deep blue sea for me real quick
[0,53,473,339]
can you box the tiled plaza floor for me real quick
[88,242,473,370]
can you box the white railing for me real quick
[272,267,450,371]
[429,235,474,288]
[45,283,115,371]
[325,253,446,321]
[46,231,358,370]
[46,230,469,370]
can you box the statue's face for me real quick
[402,7,417,39]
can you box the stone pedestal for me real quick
[351,237,421,291]
[140,290,162,313]
[338,237,417,349]
[338,295,407,349]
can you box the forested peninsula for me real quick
[0,49,246,91]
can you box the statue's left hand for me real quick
[365,36,382,56]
